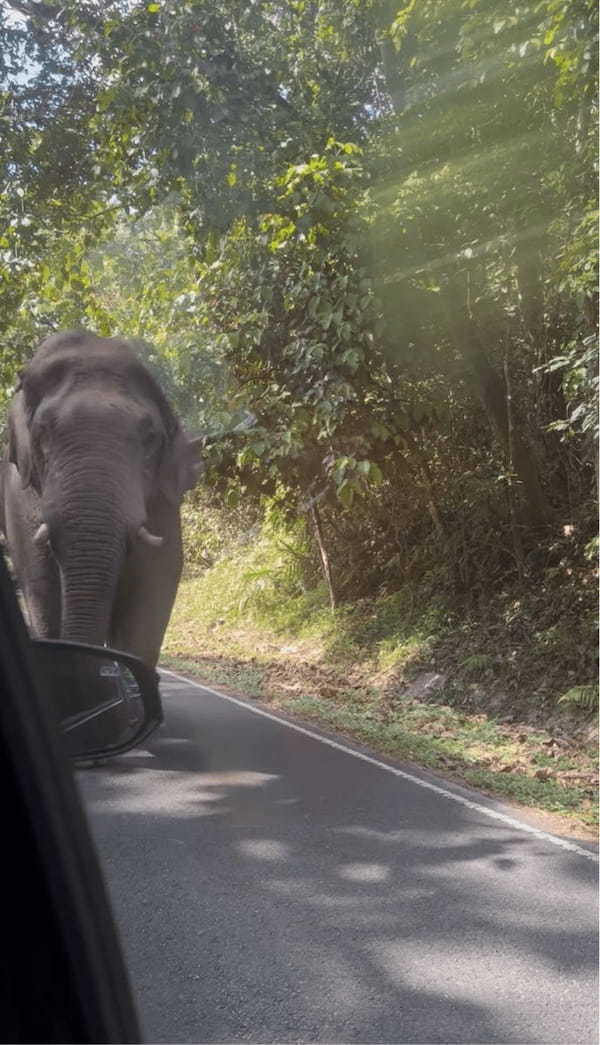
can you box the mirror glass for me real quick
[29,642,162,760]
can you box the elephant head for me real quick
[7,330,201,657]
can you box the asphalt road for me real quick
[77,670,599,1045]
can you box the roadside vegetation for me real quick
[163,498,598,835]
[1,2,597,830]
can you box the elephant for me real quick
[0,330,202,668]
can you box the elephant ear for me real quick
[134,357,204,503]
[157,429,204,505]
[8,391,36,490]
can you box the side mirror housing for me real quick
[29,640,163,761]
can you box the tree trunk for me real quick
[514,240,545,349]
[503,360,525,579]
[460,318,548,527]
[310,503,336,611]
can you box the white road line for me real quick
[160,668,599,864]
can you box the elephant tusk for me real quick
[137,525,164,548]
[33,522,50,546]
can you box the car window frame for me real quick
[0,550,142,1043]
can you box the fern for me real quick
[557,685,599,711]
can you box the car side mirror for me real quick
[29,640,164,761]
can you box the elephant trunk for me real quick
[59,519,126,646]
[45,452,141,648]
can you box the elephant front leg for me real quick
[110,522,183,668]
[3,469,61,638]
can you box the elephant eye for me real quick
[140,422,161,457]
[34,424,50,462]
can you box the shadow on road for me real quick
[76,687,599,1045]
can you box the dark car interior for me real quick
[0,549,161,1043]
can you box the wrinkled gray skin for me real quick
[0,331,202,668]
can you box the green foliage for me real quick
[557,685,599,711]
[176,508,321,632]
[180,486,262,576]
[461,653,494,679]
[1,1,597,726]
[195,138,394,514]
[544,333,599,446]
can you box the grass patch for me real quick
[281,695,595,821]
[163,529,598,837]
[164,654,265,697]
